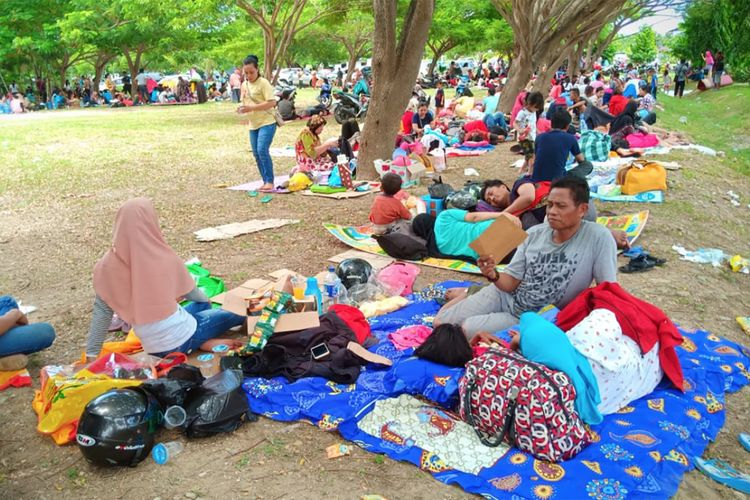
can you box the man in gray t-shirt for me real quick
[435,176,617,338]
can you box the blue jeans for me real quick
[152,302,245,357]
[0,323,56,356]
[483,112,508,132]
[249,123,277,184]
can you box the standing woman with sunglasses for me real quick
[237,55,277,192]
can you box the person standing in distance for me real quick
[237,55,277,192]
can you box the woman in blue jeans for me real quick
[85,198,245,361]
[238,54,277,192]
[0,295,55,370]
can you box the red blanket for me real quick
[556,282,684,390]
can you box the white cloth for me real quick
[134,305,196,353]
[565,309,663,415]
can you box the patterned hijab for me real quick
[306,115,327,136]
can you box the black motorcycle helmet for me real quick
[76,387,162,467]
[335,258,373,290]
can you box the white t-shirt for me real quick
[515,108,537,141]
[136,73,147,86]
[134,305,196,353]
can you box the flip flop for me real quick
[740,433,750,453]
[619,254,657,273]
[260,194,273,203]
[693,457,750,494]
[247,191,258,197]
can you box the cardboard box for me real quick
[214,277,320,333]
[469,216,528,263]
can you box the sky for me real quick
[620,8,683,36]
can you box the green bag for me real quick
[310,184,347,194]
[185,263,225,299]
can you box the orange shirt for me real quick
[369,194,412,225]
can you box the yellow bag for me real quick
[616,160,667,195]
[288,172,313,192]
[32,352,156,445]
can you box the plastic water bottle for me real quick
[152,441,184,464]
[322,266,340,312]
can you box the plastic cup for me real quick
[152,441,184,465]
[291,276,305,300]
[163,405,187,429]
[196,353,216,377]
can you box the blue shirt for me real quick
[532,130,581,182]
[434,209,493,260]
[412,111,433,128]
[482,95,499,114]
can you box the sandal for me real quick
[693,457,750,494]
[260,194,273,203]
[644,254,667,266]
[619,254,657,273]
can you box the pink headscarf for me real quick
[510,91,528,128]
[93,198,195,325]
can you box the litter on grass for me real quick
[194,219,299,242]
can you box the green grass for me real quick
[658,82,750,175]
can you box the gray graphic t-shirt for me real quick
[504,221,617,316]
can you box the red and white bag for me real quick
[459,348,590,462]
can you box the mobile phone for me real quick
[311,342,330,360]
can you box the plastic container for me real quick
[291,276,306,300]
[304,276,323,315]
[422,195,444,217]
[152,441,184,464]
[163,405,187,429]
[196,353,216,377]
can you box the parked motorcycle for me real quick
[332,89,368,124]
[317,79,332,108]
[274,83,296,103]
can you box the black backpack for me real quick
[374,233,428,261]
[428,176,454,199]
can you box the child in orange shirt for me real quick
[369,173,412,234]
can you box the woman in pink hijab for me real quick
[85,198,245,360]
[703,50,714,75]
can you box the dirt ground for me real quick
[0,104,749,499]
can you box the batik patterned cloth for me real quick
[243,281,750,500]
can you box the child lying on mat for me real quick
[369,173,411,234]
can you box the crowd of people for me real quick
[0,67,234,114]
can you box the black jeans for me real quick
[566,160,593,179]
[674,80,685,97]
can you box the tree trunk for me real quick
[499,49,532,113]
[124,48,143,99]
[93,56,111,97]
[357,0,435,180]
[427,51,439,76]
[262,31,277,81]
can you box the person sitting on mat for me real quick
[292,114,338,175]
[85,198,246,361]
[0,295,56,371]
[369,173,412,234]
[433,176,617,338]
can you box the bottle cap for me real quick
[152,443,169,464]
